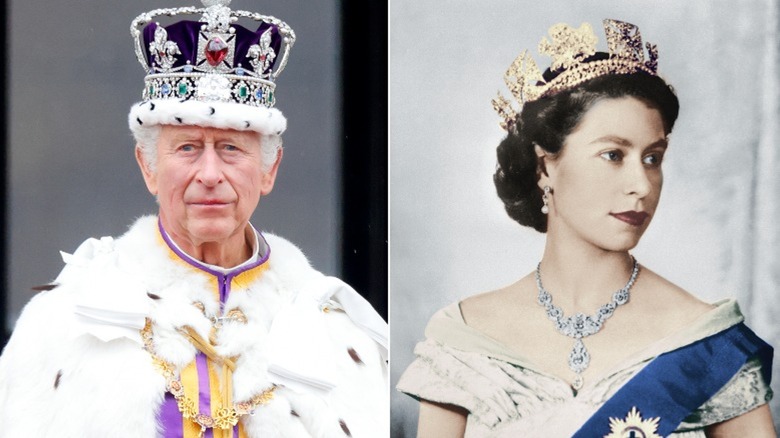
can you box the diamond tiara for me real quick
[130,0,295,109]
[492,19,659,131]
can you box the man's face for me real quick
[136,125,281,248]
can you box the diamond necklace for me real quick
[535,256,639,391]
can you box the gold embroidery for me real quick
[178,397,198,419]
[141,318,275,433]
[214,407,239,429]
[224,308,247,324]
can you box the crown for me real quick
[130,0,295,109]
[492,19,659,131]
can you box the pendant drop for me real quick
[568,339,590,374]
[572,374,584,391]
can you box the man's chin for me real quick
[185,219,243,243]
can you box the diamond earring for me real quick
[541,186,551,214]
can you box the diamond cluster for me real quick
[492,19,659,131]
[130,2,295,108]
[535,256,639,389]
[143,73,275,107]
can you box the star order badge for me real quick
[604,407,662,438]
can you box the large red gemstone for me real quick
[205,37,228,66]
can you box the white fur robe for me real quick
[0,216,388,437]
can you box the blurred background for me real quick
[390,0,780,435]
[1,0,387,344]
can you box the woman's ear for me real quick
[534,143,551,189]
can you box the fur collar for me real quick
[0,216,388,437]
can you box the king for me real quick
[0,1,388,436]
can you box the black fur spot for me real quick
[347,347,364,365]
[54,370,63,389]
[209,107,215,115]
[245,121,250,128]
[339,419,352,436]
[147,292,161,300]
[290,409,300,417]
[136,117,143,125]
[175,117,183,124]
[149,102,156,111]
[31,283,59,292]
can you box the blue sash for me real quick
[573,323,773,437]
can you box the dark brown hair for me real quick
[494,62,679,233]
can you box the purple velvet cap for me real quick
[141,20,283,76]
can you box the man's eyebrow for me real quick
[166,133,205,144]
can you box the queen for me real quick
[397,19,774,437]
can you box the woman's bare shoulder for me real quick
[459,273,537,330]
[633,266,714,324]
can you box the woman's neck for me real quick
[539,230,635,312]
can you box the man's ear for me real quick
[260,148,283,196]
[135,145,158,195]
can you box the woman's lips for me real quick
[610,211,649,227]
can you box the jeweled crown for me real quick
[492,19,659,131]
[131,0,295,109]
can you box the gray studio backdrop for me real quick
[391,0,780,435]
[8,0,341,328]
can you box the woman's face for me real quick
[541,96,668,252]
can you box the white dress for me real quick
[397,300,772,437]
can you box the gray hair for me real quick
[133,125,282,173]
